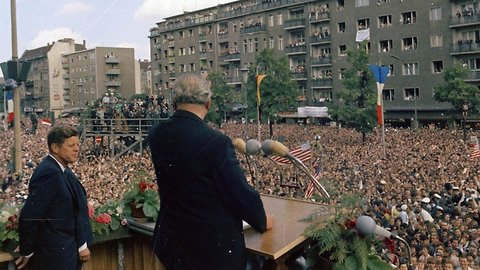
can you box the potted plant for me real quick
[0,205,20,253]
[89,200,129,240]
[122,172,160,222]
[303,194,394,270]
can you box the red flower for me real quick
[383,238,396,253]
[87,204,94,219]
[95,213,112,224]
[139,181,149,192]
[344,218,356,230]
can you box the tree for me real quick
[327,41,376,142]
[205,71,237,127]
[434,64,480,118]
[434,64,480,141]
[246,49,298,123]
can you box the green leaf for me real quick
[143,202,158,218]
[367,254,393,270]
[109,218,120,230]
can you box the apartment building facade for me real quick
[62,47,137,112]
[149,0,480,125]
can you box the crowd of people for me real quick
[1,116,480,269]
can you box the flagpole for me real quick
[379,61,386,159]
[256,70,261,141]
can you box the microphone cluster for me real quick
[233,138,330,198]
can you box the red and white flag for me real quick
[41,118,52,126]
[469,143,480,160]
[270,142,311,165]
[304,171,320,199]
[5,90,14,123]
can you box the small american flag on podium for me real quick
[469,143,480,160]
[304,171,320,199]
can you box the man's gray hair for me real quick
[173,73,212,105]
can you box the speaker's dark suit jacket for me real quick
[148,110,267,270]
[18,155,93,270]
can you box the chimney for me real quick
[83,40,86,47]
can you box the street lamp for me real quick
[391,55,418,129]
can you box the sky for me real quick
[0,0,237,65]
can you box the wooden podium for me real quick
[128,195,331,270]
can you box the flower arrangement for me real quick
[121,171,160,221]
[0,205,20,252]
[303,194,394,270]
[89,200,128,235]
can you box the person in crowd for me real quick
[148,73,272,269]
[15,125,93,270]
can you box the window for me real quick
[404,87,419,101]
[278,35,283,50]
[379,40,393,52]
[178,48,186,56]
[402,62,419,75]
[339,68,346,79]
[178,31,184,38]
[243,39,248,53]
[188,46,195,55]
[189,63,195,72]
[269,37,274,49]
[432,61,443,74]
[89,53,95,59]
[402,37,418,50]
[337,0,345,11]
[277,13,283,25]
[339,45,347,56]
[430,34,443,47]
[357,18,370,30]
[355,0,369,7]
[383,89,395,101]
[387,64,394,76]
[208,43,213,51]
[338,22,346,33]
[189,29,194,37]
[357,42,371,53]
[466,57,480,70]
[378,15,392,28]
[430,7,441,21]
[269,14,274,26]
[401,11,416,24]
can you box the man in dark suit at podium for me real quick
[16,126,93,270]
[149,73,272,270]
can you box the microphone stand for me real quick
[244,154,256,188]
[391,233,412,270]
[287,154,330,199]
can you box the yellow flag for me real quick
[256,75,267,106]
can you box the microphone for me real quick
[233,138,246,154]
[356,215,392,239]
[246,139,262,156]
[356,215,413,270]
[261,140,330,198]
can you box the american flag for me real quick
[304,171,320,199]
[470,143,480,160]
[270,142,311,165]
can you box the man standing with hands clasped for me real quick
[149,73,272,270]
[16,125,93,270]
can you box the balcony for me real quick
[451,41,480,55]
[240,24,267,35]
[310,35,331,44]
[312,78,333,88]
[225,76,242,85]
[168,57,175,63]
[169,72,176,79]
[285,45,306,55]
[466,70,480,82]
[199,33,206,42]
[216,0,313,21]
[63,84,70,90]
[284,17,306,30]
[62,62,69,69]
[106,68,120,75]
[63,94,71,100]
[309,12,330,23]
[153,43,162,50]
[105,56,120,64]
[218,32,229,41]
[105,81,121,87]
[199,52,207,59]
[222,52,241,62]
[290,72,307,80]
[168,41,175,48]
[62,73,69,79]
[450,14,480,28]
[311,56,332,66]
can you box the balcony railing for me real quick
[153,43,162,50]
[290,72,307,79]
[217,0,314,20]
[105,57,120,64]
[63,84,70,90]
[311,56,332,66]
[218,32,229,40]
[312,78,333,87]
[62,73,69,79]
[222,52,241,62]
[199,52,207,59]
[105,81,121,87]
[310,35,331,44]
[225,76,242,84]
[309,12,330,22]
[62,62,69,69]
[450,14,480,27]
[451,41,480,54]
[466,70,480,81]
[285,45,306,54]
[240,25,267,34]
[106,69,120,75]
[284,17,306,29]
[199,33,206,42]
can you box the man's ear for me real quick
[205,99,211,111]
[50,143,59,155]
